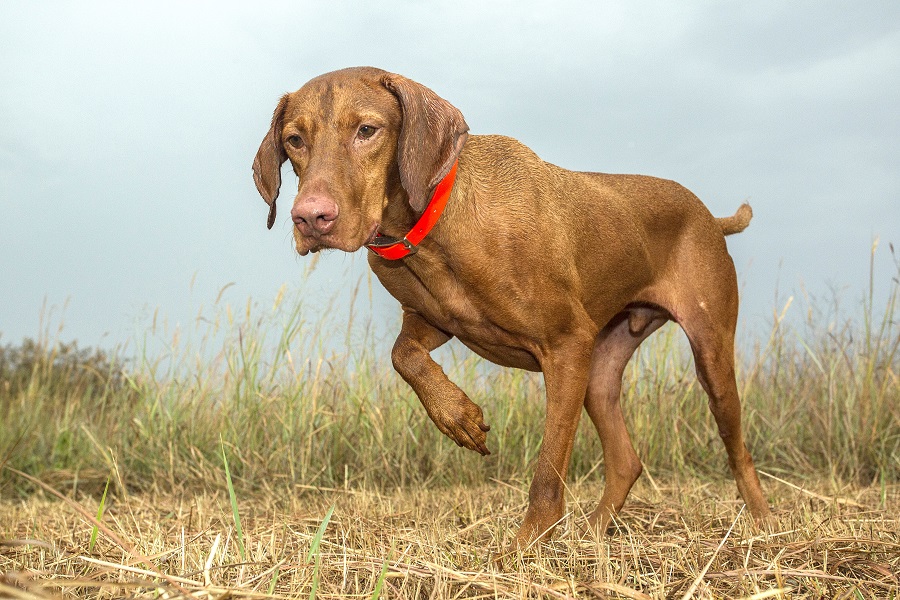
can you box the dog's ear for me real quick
[382,74,469,213]
[252,94,289,230]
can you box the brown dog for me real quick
[252,67,770,548]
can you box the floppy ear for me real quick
[252,94,289,230]
[382,74,469,213]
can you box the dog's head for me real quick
[252,67,469,256]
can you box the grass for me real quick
[1,245,898,598]
[221,436,247,562]
[2,479,898,598]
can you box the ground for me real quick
[2,475,899,599]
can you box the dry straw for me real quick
[2,244,898,597]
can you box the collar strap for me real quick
[366,160,459,260]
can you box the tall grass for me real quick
[1,248,898,499]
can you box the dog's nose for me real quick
[291,196,339,236]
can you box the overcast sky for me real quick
[1,1,898,354]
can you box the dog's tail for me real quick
[717,203,753,236]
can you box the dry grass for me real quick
[1,245,898,598]
[2,475,899,599]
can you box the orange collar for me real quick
[366,160,459,260]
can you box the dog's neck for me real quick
[369,161,459,260]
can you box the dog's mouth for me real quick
[363,223,381,246]
[297,223,381,256]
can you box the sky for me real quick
[1,1,898,355]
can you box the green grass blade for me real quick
[88,475,111,552]
[221,435,247,561]
[305,504,335,600]
[370,558,389,600]
[309,552,320,600]
[268,565,281,595]
[306,504,335,564]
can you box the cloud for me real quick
[1,1,898,348]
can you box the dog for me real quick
[252,66,770,549]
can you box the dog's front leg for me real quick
[513,328,596,550]
[391,311,491,455]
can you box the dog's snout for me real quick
[291,196,339,236]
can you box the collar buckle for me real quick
[367,235,418,256]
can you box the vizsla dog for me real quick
[252,67,770,549]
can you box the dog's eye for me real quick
[357,125,378,140]
[286,135,303,148]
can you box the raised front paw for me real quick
[430,396,491,456]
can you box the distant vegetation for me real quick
[0,338,124,399]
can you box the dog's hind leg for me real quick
[585,307,669,533]
[672,257,771,522]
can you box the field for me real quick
[2,249,899,598]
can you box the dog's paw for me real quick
[431,398,491,455]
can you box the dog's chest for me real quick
[371,255,542,369]
[382,258,487,332]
